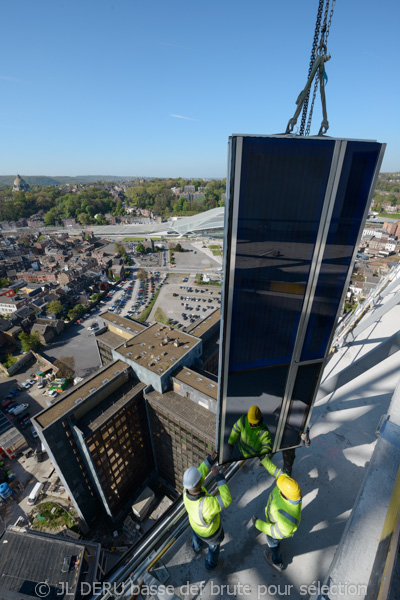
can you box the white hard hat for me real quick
[183,467,202,489]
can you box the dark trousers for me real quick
[266,534,283,566]
[192,531,220,569]
[282,448,296,476]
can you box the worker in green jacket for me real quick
[183,451,232,570]
[228,405,272,459]
[251,458,302,571]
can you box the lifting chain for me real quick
[286,0,336,137]
[299,0,324,136]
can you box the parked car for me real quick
[48,390,58,398]
[21,382,31,389]
[25,379,35,385]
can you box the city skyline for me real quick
[1,0,399,177]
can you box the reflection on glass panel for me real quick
[221,365,288,464]
[300,142,382,361]
[229,137,335,370]
[281,362,322,448]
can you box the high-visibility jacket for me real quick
[228,415,272,458]
[183,456,232,540]
[255,469,301,540]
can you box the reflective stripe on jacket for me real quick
[255,476,301,540]
[228,415,272,458]
[183,458,232,538]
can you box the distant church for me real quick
[13,174,30,192]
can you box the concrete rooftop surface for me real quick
[151,279,400,600]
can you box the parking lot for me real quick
[0,359,54,448]
[148,272,221,328]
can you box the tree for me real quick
[115,242,126,256]
[47,300,63,316]
[44,207,58,226]
[19,331,42,352]
[54,356,75,379]
[136,242,145,254]
[137,269,147,283]
[77,212,92,225]
[67,303,85,320]
[91,293,102,303]
[0,277,10,288]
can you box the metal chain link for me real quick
[305,0,336,136]
[299,0,324,136]
[325,0,336,46]
[305,77,319,136]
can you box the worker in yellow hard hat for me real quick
[228,405,272,459]
[250,460,302,571]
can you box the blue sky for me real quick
[1,0,399,177]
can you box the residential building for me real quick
[0,295,26,316]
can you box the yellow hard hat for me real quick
[277,475,302,501]
[247,405,262,424]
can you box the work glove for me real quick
[251,516,258,527]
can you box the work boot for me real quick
[205,558,223,571]
[263,551,284,571]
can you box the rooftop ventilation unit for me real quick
[157,368,163,373]
[89,388,96,393]
[127,352,132,357]
[155,357,160,362]
[75,398,83,404]
[184,345,189,349]
[196,377,202,382]
[162,351,167,356]
[185,371,191,376]
[135,355,141,360]
[115,370,120,375]
[102,378,109,384]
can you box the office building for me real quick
[95,311,147,365]
[32,361,153,525]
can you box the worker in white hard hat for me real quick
[183,451,232,570]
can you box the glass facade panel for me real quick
[301,142,382,360]
[219,135,384,464]
[229,137,334,369]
